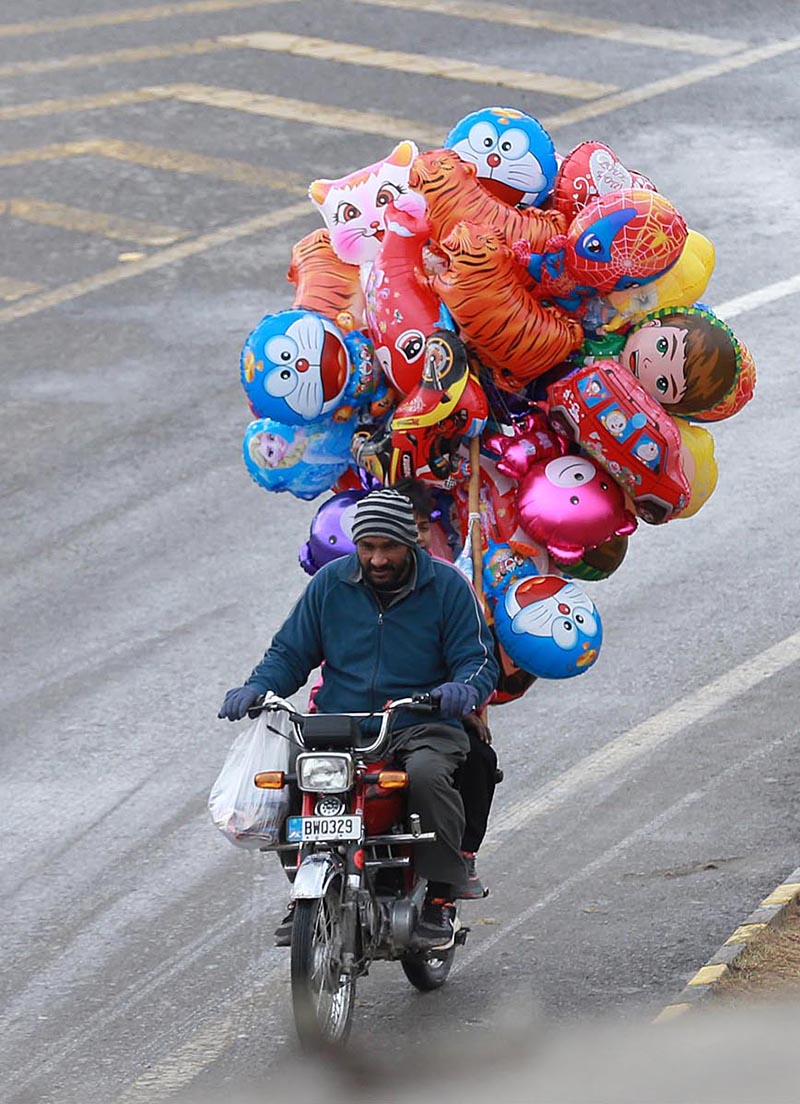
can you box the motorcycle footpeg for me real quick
[455,925,469,946]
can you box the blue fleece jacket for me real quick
[245,549,498,730]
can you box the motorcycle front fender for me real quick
[291,852,343,901]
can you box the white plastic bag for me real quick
[208,710,292,849]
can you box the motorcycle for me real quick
[250,692,469,1048]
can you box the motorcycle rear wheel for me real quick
[401,945,456,991]
[291,882,356,1048]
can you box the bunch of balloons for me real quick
[238,106,755,696]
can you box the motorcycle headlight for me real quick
[296,752,353,793]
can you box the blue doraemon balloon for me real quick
[483,541,602,679]
[243,417,352,500]
[242,310,378,426]
[445,107,557,209]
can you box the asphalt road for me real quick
[1,1,799,1101]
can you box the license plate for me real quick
[286,815,363,842]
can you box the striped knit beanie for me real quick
[350,488,419,548]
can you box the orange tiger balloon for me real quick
[429,221,584,391]
[287,228,365,330]
[409,148,566,253]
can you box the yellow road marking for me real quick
[0,84,442,144]
[0,0,295,39]
[2,26,794,139]
[2,197,190,246]
[0,200,312,326]
[687,964,728,987]
[87,138,308,193]
[761,883,800,907]
[0,142,91,167]
[0,88,171,122]
[725,923,768,945]
[0,276,42,301]
[0,139,307,193]
[114,1016,236,1104]
[0,38,231,79]
[225,31,616,98]
[652,1003,691,1023]
[540,35,800,130]
[352,0,747,57]
[0,30,609,100]
[156,83,445,146]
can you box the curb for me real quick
[654,865,800,1023]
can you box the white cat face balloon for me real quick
[309,141,419,268]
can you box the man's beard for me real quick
[364,555,411,591]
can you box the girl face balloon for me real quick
[243,418,352,501]
[241,310,351,425]
[492,569,603,679]
[445,107,557,208]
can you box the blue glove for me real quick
[431,682,480,720]
[218,685,262,721]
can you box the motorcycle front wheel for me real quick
[401,945,456,991]
[290,881,356,1048]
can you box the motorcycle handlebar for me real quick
[247,691,439,753]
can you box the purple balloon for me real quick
[298,490,369,575]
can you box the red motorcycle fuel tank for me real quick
[362,757,406,836]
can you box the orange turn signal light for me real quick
[253,771,286,789]
[377,770,408,791]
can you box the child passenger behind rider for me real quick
[393,477,499,901]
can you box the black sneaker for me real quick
[455,852,489,900]
[274,903,295,947]
[415,898,460,950]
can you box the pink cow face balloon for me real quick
[517,454,637,565]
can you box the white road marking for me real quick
[103,726,795,1098]
[482,629,800,848]
[539,35,800,130]
[4,890,285,1098]
[351,0,747,57]
[712,273,800,320]
[456,731,791,975]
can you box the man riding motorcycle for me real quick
[219,488,499,946]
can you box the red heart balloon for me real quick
[553,141,656,222]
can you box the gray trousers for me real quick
[390,722,469,888]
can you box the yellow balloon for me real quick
[602,230,716,333]
[677,420,718,518]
